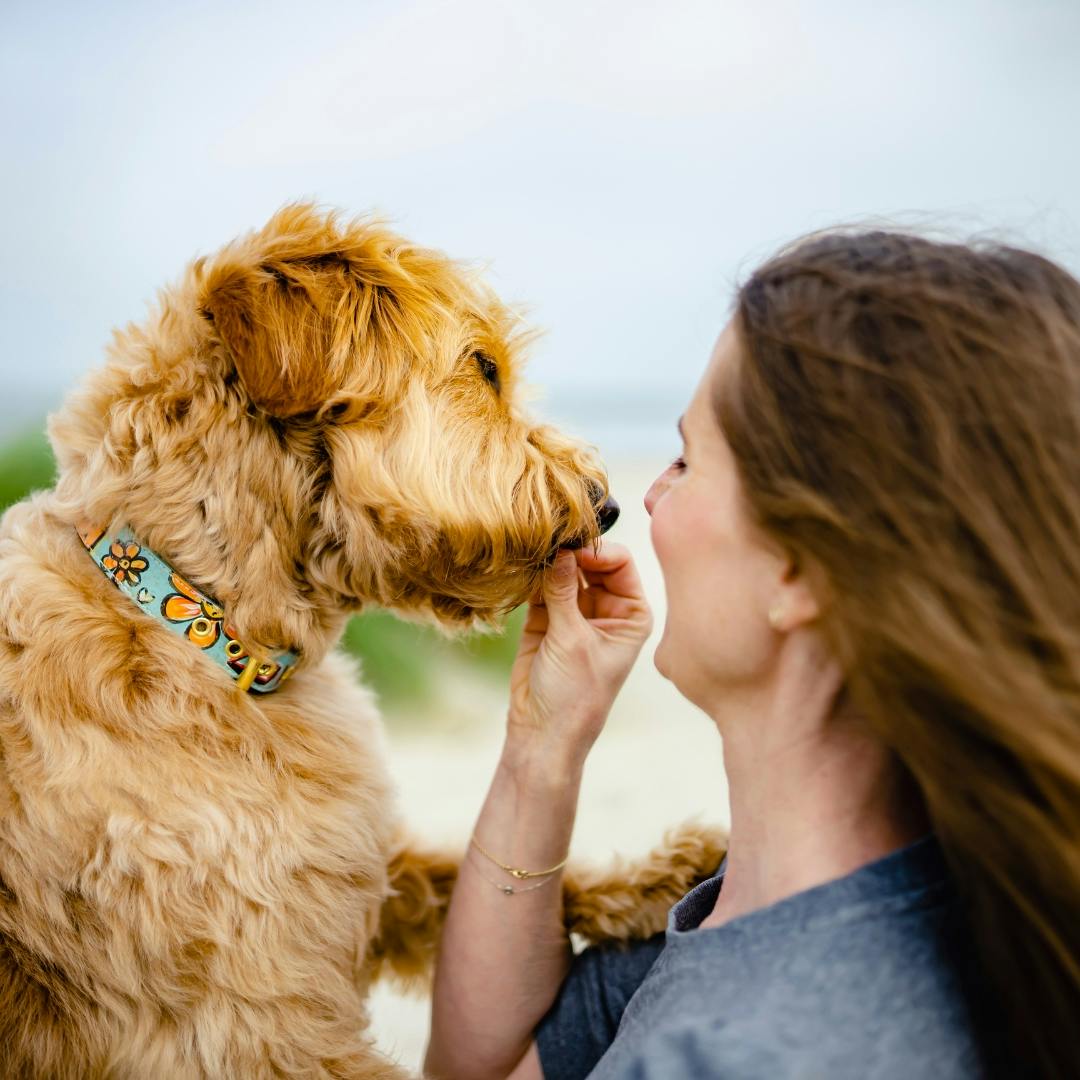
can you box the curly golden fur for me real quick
[0,205,725,1078]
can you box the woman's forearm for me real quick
[425,542,650,1077]
[424,736,589,1080]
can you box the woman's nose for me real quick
[644,473,666,516]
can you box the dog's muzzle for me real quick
[596,493,620,534]
[560,482,620,550]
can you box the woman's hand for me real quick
[505,542,654,771]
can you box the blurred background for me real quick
[3,0,1079,1069]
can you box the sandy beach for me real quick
[367,457,731,1072]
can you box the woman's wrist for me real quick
[499,728,592,793]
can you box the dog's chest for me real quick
[171,663,398,889]
[3,646,398,949]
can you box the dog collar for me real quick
[76,522,298,693]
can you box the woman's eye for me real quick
[670,456,687,471]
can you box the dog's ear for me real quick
[202,261,349,418]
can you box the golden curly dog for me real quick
[0,205,725,1078]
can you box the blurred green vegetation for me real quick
[0,429,56,511]
[0,426,524,711]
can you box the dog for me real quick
[0,205,726,1078]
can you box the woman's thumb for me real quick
[543,550,583,623]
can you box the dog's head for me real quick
[51,204,615,646]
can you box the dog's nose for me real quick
[597,494,620,535]
[559,483,620,550]
[585,478,620,536]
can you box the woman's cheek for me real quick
[650,501,694,629]
[648,482,683,565]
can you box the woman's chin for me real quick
[653,633,672,681]
[654,630,698,702]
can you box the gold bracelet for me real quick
[469,833,569,880]
[468,848,561,895]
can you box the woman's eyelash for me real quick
[671,456,687,471]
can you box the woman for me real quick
[423,231,1080,1079]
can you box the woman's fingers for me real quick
[540,550,589,631]
[573,542,647,604]
[525,543,648,628]
[575,540,631,568]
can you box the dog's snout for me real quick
[583,478,620,536]
[597,494,620,535]
[559,483,620,551]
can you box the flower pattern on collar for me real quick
[77,522,299,694]
[102,540,149,586]
[161,572,224,649]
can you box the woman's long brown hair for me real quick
[723,230,1080,1079]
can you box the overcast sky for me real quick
[3,0,1079,456]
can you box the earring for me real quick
[768,602,785,629]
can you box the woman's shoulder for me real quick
[747,838,979,1033]
[589,837,990,1078]
[591,902,988,1078]
[591,1003,987,1080]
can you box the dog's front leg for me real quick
[560,818,728,945]
[365,831,461,995]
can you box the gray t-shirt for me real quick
[536,834,988,1079]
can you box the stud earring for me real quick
[768,602,785,629]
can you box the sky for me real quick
[3,0,1079,457]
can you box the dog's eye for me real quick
[474,352,500,394]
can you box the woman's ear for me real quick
[770,551,828,631]
[201,261,347,418]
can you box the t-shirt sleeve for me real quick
[534,932,666,1080]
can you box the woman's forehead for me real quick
[688,320,738,428]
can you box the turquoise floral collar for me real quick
[76,522,298,694]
